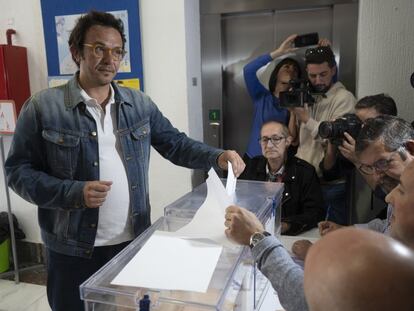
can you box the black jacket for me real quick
[240,156,325,235]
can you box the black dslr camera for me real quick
[318,113,362,146]
[279,79,324,108]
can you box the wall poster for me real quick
[40,0,144,90]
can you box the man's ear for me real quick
[70,45,81,66]
[285,135,293,147]
[332,65,337,76]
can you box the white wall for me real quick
[141,0,202,221]
[357,0,414,121]
[0,0,47,242]
[0,0,203,242]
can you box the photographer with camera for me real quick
[320,94,398,200]
[243,34,302,166]
[318,115,414,236]
[289,44,356,225]
[291,115,414,262]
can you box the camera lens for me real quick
[318,121,333,138]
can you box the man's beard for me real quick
[311,84,331,94]
[380,175,400,194]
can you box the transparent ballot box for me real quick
[164,179,283,230]
[80,180,283,310]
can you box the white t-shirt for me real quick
[80,85,134,246]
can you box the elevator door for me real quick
[221,8,333,155]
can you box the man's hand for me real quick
[293,104,310,123]
[318,220,343,236]
[224,205,264,245]
[83,181,112,208]
[270,34,299,59]
[318,38,332,47]
[292,240,313,261]
[338,132,359,164]
[217,150,245,177]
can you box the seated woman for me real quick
[240,120,324,235]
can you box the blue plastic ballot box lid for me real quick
[80,180,284,310]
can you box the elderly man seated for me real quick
[239,120,324,235]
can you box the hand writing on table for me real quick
[318,220,344,236]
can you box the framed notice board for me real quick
[40,0,144,91]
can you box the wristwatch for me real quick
[249,231,271,249]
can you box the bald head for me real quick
[386,160,414,249]
[304,228,414,311]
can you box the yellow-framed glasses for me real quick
[83,43,126,61]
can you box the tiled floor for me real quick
[0,279,50,311]
[0,264,49,311]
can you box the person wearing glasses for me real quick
[319,94,398,217]
[331,94,398,198]
[5,11,245,311]
[290,45,356,226]
[319,115,414,234]
[294,115,414,261]
[243,34,302,166]
[239,120,324,235]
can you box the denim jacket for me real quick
[5,75,223,258]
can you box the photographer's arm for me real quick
[339,133,378,190]
[323,141,337,170]
[319,141,346,181]
[294,104,321,139]
[270,34,298,59]
[244,34,298,101]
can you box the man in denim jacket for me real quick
[5,11,244,311]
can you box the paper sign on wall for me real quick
[0,101,17,134]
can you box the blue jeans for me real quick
[46,241,130,311]
[322,183,348,225]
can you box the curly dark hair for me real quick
[305,46,336,68]
[68,10,126,67]
[356,94,398,116]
